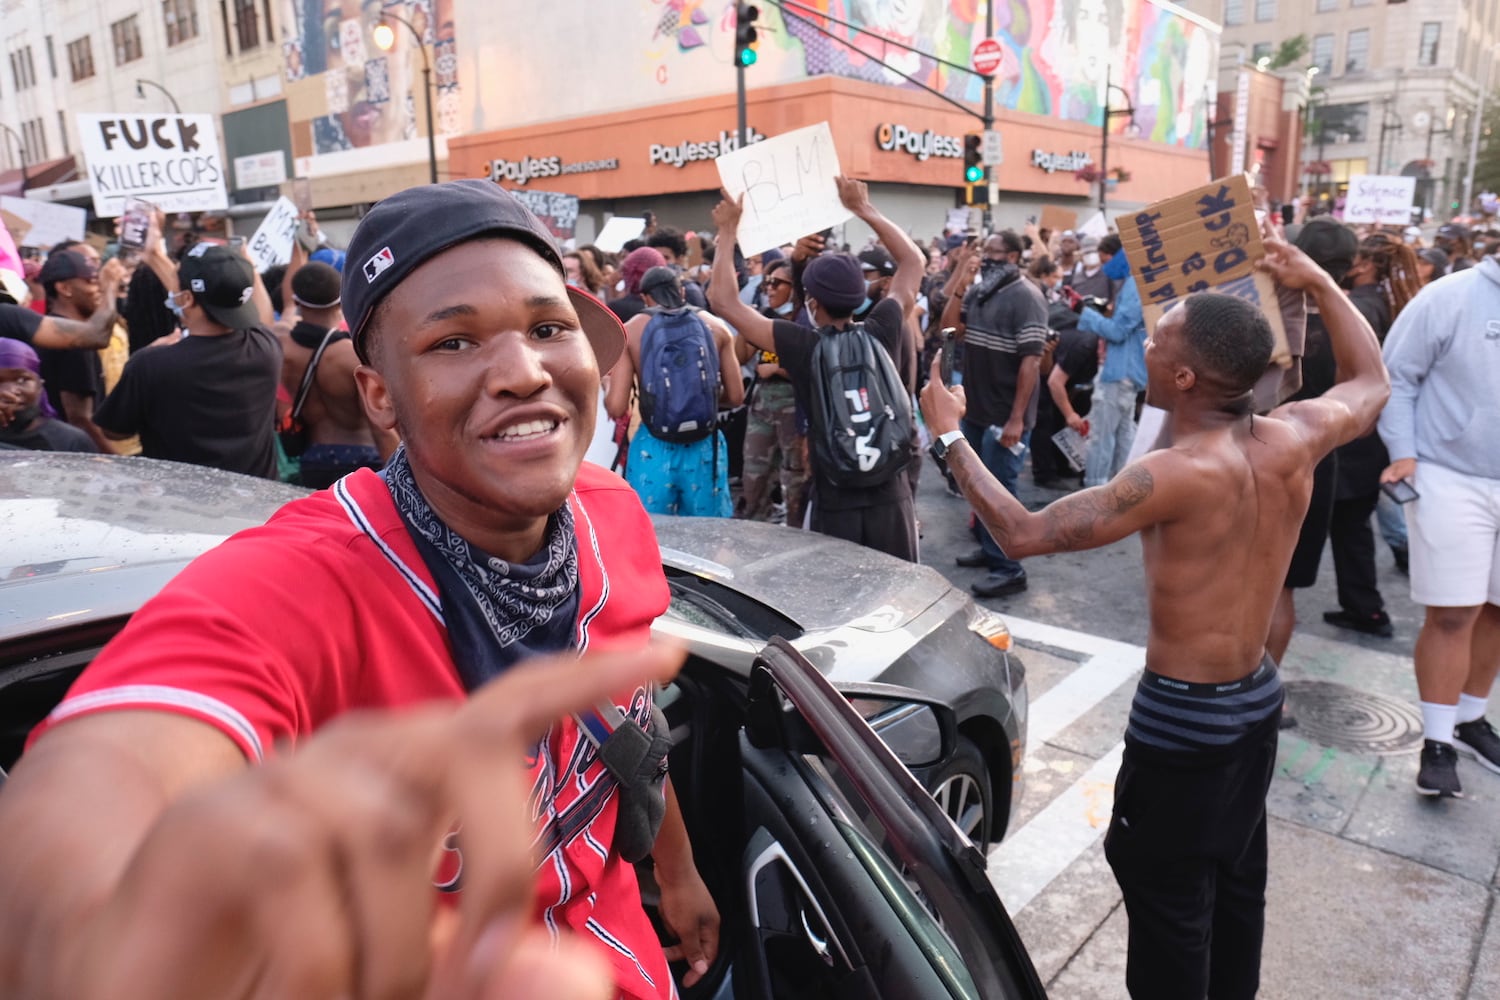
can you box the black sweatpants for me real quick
[1329,489,1385,617]
[810,494,918,563]
[1104,710,1281,1000]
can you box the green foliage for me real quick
[1269,35,1309,71]
[1470,91,1500,207]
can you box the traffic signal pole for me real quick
[982,0,994,233]
[737,63,747,150]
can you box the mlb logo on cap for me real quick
[191,278,205,292]
[364,247,395,283]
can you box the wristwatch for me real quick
[929,429,965,462]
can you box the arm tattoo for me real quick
[1041,465,1155,551]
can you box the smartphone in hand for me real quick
[1380,479,1419,504]
[939,328,957,386]
[119,198,153,250]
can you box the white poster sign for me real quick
[234,151,287,190]
[78,114,229,217]
[1343,174,1417,225]
[946,207,972,233]
[595,216,645,254]
[245,196,300,273]
[0,196,86,247]
[716,122,851,256]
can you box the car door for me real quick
[732,637,1047,1000]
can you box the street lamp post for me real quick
[373,13,438,185]
[135,78,182,114]
[1099,65,1136,217]
[0,122,27,193]
[1422,107,1455,220]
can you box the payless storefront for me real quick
[447,76,1213,244]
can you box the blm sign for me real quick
[78,114,229,218]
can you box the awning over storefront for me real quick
[0,156,79,198]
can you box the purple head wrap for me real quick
[0,338,56,418]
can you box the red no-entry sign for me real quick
[972,38,1004,77]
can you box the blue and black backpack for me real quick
[638,306,720,444]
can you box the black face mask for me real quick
[3,404,40,430]
[980,258,1007,275]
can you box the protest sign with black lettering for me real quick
[716,122,850,256]
[506,189,580,240]
[245,197,300,273]
[1118,174,1289,364]
[1342,174,1416,225]
[78,114,229,217]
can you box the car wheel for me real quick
[928,735,992,847]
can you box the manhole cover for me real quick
[1282,680,1423,755]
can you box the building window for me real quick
[1225,0,1246,25]
[1255,0,1276,21]
[1311,102,1370,145]
[9,46,37,90]
[21,118,48,164]
[163,0,200,46]
[67,37,95,82]
[1317,0,1338,10]
[1312,34,1335,74]
[57,111,69,155]
[1345,28,1370,73]
[1252,41,1274,63]
[1416,23,1441,67]
[45,36,56,78]
[112,15,144,65]
[232,0,261,51]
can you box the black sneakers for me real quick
[1454,717,1500,775]
[1416,740,1463,798]
[1322,609,1394,638]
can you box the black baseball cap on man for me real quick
[341,179,624,370]
[179,244,262,329]
[858,247,895,277]
[38,249,98,289]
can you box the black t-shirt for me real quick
[1,303,43,345]
[609,294,647,324]
[1052,326,1099,386]
[37,313,106,415]
[959,268,1050,429]
[94,326,282,479]
[1333,285,1392,497]
[772,297,908,511]
[0,416,97,452]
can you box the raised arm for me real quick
[28,258,125,351]
[707,194,777,353]
[1262,237,1389,460]
[835,176,923,317]
[921,353,1180,557]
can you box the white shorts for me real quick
[1408,461,1500,607]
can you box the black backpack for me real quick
[808,323,913,488]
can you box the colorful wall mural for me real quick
[281,0,460,156]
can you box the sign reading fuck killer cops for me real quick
[78,114,229,217]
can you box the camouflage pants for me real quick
[737,379,807,526]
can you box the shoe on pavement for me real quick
[955,547,988,568]
[1416,740,1463,798]
[1322,608,1394,638]
[1391,545,1409,576]
[1454,717,1500,775]
[971,572,1028,599]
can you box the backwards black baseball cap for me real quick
[341,179,624,370]
[179,244,261,330]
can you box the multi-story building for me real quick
[1178,0,1499,220]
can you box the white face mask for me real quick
[1083,251,1101,268]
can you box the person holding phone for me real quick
[1378,241,1500,798]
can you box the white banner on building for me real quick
[0,196,86,247]
[1342,174,1416,225]
[245,196,300,273]
[77,114,229,217]
[716,122,851,257]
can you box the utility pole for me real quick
[981,0,994,233]
[1423,108,1454,219]
[1099,65,1136,219]
[734,3,760,149]
[1462,46,1495,217]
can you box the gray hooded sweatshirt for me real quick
[1378,256,1500,480]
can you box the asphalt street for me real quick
[909,453,1500,1000]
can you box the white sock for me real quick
[1457,693,1489,725]
[1421,701,1458,744]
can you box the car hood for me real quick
[651,515,952,633]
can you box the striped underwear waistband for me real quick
[1126,654,1284,753]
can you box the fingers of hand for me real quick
[469,927,613,1000]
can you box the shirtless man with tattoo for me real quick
[920,236,1390,1000]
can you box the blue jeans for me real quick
[1375,492,1408,550]
[1085,378,1139,488]
[960,417,1028,577]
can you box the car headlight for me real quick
[966,605,1012,651]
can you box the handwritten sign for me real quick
[507,189,580,241]
[245,197,300,273]
[77,113,229,217]
[716,122,851,256]
[0,196,86,248]
[1118,174,1291,372]
[1342,174,1416,225]
[595,216,645,254]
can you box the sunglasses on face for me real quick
[762,277,793,290]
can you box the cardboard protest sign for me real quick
[245,197,300,273]
[506,189,580,241]
[0,209,32,247]
[1118,174,1306,411]
[77,113,229,217]
[1342,175,1416,225]
[0,196,85,247]
[1039,205,1078,234]
[716,122,851,256]
[595,216,645,254]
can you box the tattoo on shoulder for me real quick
[1042,465,1155,549]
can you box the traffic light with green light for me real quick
[963,133,983,184]
[736,3,760,67]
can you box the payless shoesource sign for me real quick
[874,123,963,161]
[77,114,229,217]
